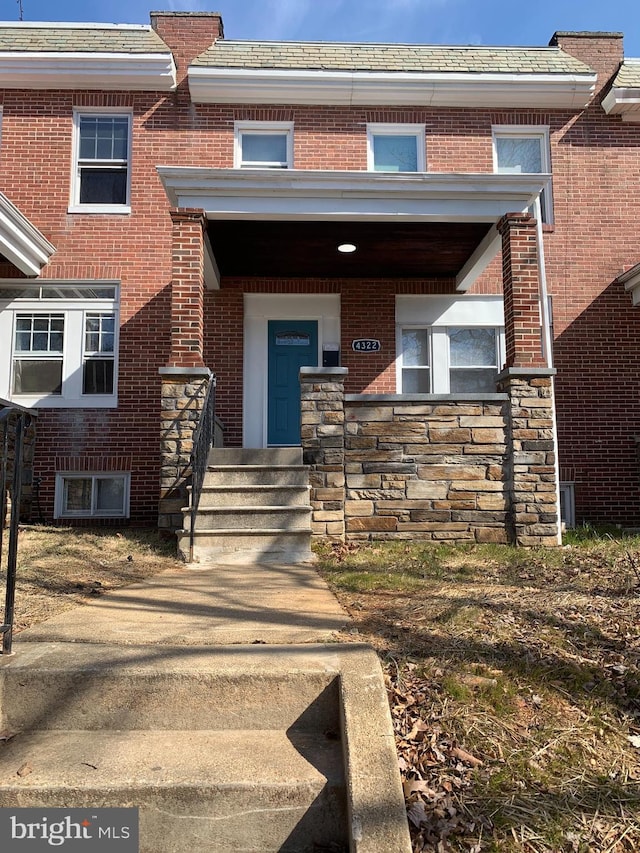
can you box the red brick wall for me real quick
[1,22,639,525]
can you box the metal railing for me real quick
[189,375,217,562]
[1,403,37,655]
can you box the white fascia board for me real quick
[188,66,596,109]
[602,87,640,121]
[0,192,55,276]
[157,166,547,224]
[0,52,177,91]
[618,262,640,305]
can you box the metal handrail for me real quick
[1,405,37,655]
[189,375,216,562]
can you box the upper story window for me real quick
[70,110,132,213]
[492,125,552,224]
[367,124,426,172]
[234,121,294,168]
[0,282,119,408]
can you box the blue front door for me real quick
[268,320,318,445]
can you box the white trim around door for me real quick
[243,293,341,447]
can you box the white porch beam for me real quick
[0,192,55,276]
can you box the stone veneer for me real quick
[498,368,559,546]
[300,367,559,546]
[159,367,212,531]
[0,405,36,524]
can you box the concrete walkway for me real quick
[18,561,349,646]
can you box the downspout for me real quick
[533,197,562,545]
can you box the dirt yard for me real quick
[2,525,639,852]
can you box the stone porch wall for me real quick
[300,367,559,546]
[344,396,509,543]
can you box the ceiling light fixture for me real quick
[337,243,357,253]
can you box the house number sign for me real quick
[352,338,381,352]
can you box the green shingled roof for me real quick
[612,61,640,88]
[0,24,170,53]
[192,40,593,75]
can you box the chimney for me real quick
[151,11,224,82]
[549,31,623,95]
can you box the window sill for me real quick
[68,205,131,215]
[542,223,555,234]
[9,395,118,409]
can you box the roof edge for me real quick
[188,66,596,109]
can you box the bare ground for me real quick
[2,526,640,851]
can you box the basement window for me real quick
[55,473,130,519]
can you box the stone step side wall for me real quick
[344,398,509,544]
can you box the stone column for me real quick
[498,369,559,546]
[299,367,348,540]
[158,367,212,531]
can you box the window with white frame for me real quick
[396,296,505,395]
[71,111,132,212]
[367,124,425,172]
[55,472,130,518]
[234,121,293,168]
[0,283,119,407]
[492,125,552,223]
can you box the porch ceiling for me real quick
[207,219,492,279]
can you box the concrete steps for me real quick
[179,448,313,563]
[0,644,347,853]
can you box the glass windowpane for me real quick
[96,477,125,512]
[402,329,429,366]
[242,133,287,165]
[83,359,114,395]
[373,135,418,172]
[450,368,498,394]
[64,478,92,512]
[449,328,496,367]
[402,368,431,393]
[79,169,127,205]
[13,359,63,394]
[496,137,542,174]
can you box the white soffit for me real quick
[157,168,546,291]
[602,87,640,121]
[0,192,55,276]
[188,67,596,109]
[0,52,177,90]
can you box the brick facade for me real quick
[0,15,638,534]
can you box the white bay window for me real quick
[0,283,119,407]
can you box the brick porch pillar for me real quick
[497,213,559,546]
[300,367,348,540]
[158,208,211,530]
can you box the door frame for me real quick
[243,294,341,448]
